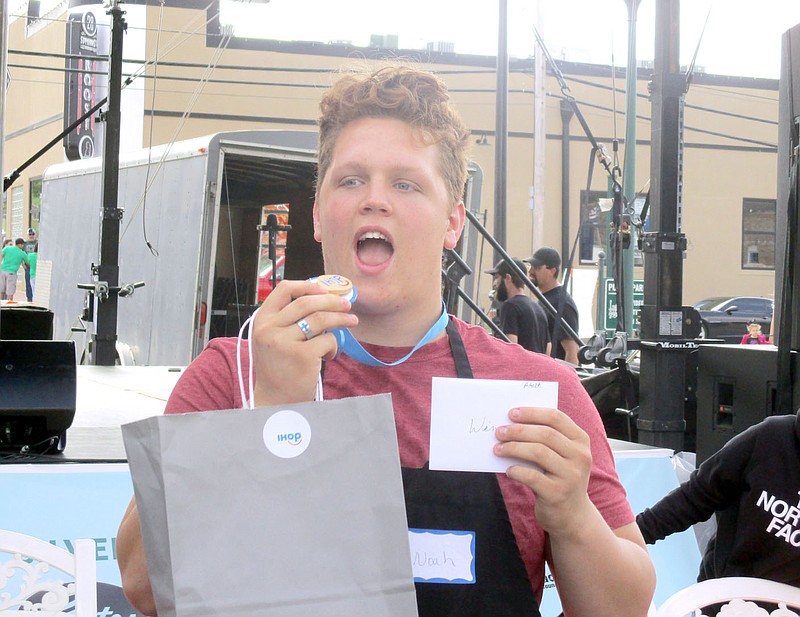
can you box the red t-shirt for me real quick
[165,317,633,600]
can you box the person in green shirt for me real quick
[0,238,30,301]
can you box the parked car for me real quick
[693,296,773,343]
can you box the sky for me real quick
[221,0,800,79]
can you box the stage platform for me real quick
[1,365,183,464]
[70,365,184,461]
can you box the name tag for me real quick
[408,528,476,584]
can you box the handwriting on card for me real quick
[430,377,559,473]
[468,417,496,434]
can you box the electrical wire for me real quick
[685,3,714,95]
[120,22,234,239]
[139,0,166,259]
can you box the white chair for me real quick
[657,577,800,617]
[0,529,97,617]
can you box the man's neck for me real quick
[509,287,527,298]
[351,301,445,347]
[538,280,560,294]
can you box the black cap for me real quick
[484,257,528,277]
[524,247,561,269]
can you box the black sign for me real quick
[63,11,101,160]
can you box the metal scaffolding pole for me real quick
[636,0,690,450]
[93,1,126,365]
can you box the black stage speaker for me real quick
[696,344,797,464]
[0,340,77,452]
[0,305,54,340]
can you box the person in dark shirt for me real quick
[484,257,549,354]
[23,227,36,302]
[636,412,800,586]
[524,247,580,364]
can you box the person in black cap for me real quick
[485,258,549,354]
[524,247,580,364]
[23,228,37,302]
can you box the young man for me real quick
[485,257,549,354]
[525,247,581,365]
[0,238,30,301]
[118,66,654,617]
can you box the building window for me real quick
[741,198,775,270]
[29,177,42,232]
[10,186,24,238]
[579,189,609,264]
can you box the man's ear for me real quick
[312,197,322,243]
[444,201,466,250]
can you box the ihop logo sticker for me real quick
[262,409,311,458]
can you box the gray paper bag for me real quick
[122,393,418,617]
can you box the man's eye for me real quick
[396,181,415,191]
[341,177,361,187]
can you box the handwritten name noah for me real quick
[413,550,457,568]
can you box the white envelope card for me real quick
[429,377,559,473]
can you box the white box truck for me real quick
[39,130,484,366]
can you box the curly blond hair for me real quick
[317,65,470,206]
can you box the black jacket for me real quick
[636,414,800,585]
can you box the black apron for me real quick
[402,319,540,617]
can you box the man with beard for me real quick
[525,247,580,365]
[485,257,549,354]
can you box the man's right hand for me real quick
[251,279,358,406]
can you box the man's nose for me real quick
[359,183,393,215]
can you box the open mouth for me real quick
[356,230,394,267]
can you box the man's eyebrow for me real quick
[332,159,431,177]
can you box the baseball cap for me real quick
[524,247,561,269]
[27,228,35,235]
[484,257,528,277]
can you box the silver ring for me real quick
[296,318,313,340]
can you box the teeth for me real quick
[359,231,388,242]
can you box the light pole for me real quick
[622,0,641,337]
[493,0,508,260]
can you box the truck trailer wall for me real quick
[40,131,322,366]
[40,151,210,365]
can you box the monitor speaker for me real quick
[695,344,797,464]
[0,340,76,452]
[0,305,54,340]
